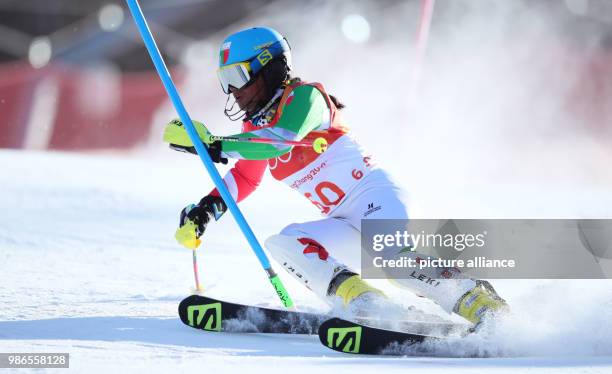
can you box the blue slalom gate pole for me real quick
[125,0,293,308]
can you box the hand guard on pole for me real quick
[164,119,228,164]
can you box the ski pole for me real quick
[192,249,203,294]
[207,135,328,154]
[126,0,294,308]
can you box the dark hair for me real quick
[260,56,290,102]
[259,57,345,111]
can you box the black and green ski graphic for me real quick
[178,295,326,334]
[318,317,440,355]
[179,295,465,355]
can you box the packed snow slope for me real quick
[1,149,612,373]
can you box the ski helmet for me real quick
[217,27,292,95]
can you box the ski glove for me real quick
[163,119,228,164]
[175,195,228,249]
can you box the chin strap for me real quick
[224,94,247,121]
[223,86,285,124]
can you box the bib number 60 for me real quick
[305,181,345,214]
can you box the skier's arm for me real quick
[220,85,328,160]
[208,159,267,203]
[174,159,266,249]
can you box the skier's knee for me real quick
[279,223,303,236]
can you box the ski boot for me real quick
[328,271,385,305]
[327,271,388,316]
[454,280,508,328]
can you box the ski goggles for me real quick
[217,61,253,94]
[217,41,287,94]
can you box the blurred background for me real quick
[0,0,611,214]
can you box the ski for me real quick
[178,294,467,348]
[178,294,327,334]
[318,317,445,355]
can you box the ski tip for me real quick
[318,317,440,356]
[177,294,223,332]
[318,318,364,354]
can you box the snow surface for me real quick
[1,149,612,373]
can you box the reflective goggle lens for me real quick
[217,62,251,94]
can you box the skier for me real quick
[164,27,507,327]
